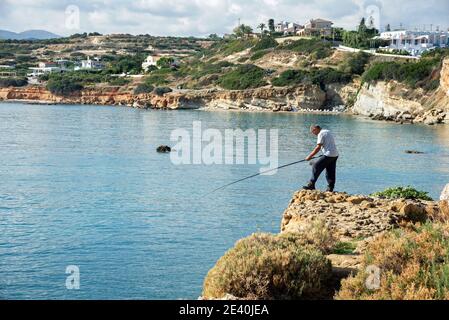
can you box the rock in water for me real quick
[441,184,449,201]
[157,145,171,153]
[405,150,425,154]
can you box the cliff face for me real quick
[0,84,331,111]
[353,57,449,125]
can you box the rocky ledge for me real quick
[281,190,440,240]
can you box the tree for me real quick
[268,19,275,33]
[258,23,266,34]
[233,24,253,38]
[156,57,175,69]
[358,18,368,36]
[208,34,220,41]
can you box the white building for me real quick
[74,57,104,71]
[28,62,62,77]
[275,21,303,35]
[377,30,449,56]
[297,18,334,37]
[141,55,162,72]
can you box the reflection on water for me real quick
[0,103,449,299]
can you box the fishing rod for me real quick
[208,155,324,195]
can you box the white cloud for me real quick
[0,0,447,37]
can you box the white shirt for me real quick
[317,129,339,157]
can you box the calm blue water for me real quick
[1,102,449,300]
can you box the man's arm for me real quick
[305,144,322,161]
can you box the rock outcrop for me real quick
[281,190,438,240]
[0,84,332,112]
[353,58,449,125]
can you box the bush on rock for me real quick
[202,233,332,300]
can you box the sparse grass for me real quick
[336,222,449,300]
[202,233,332,300]
[333,242,357,255]
[250,50,270,61]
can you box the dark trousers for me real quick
[310,156,338,188]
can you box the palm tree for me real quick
[258,23,266,35]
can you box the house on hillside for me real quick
[142,55,162,72]
[297,18,334,37]
[142,54,180,72]
[376,30,449,56]
[27,61,63,77]
[74,57,104,71]
[275,21,303,35]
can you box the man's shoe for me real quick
[326,186,334,193]
[303,183,316,191]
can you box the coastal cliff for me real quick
[352,57,449,125]
[0,84,331,111]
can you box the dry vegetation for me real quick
[202,232,332,300]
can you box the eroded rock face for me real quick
[281,190,438,240]
[352,81,425,122]
[0,84,329,111]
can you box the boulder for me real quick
[156,145,171,153]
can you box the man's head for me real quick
[310,125,321,136]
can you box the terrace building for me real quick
[74,57,104,71]
[27,61,63,77]
[376,30,449,56]
[275,22,303,35]
[297,18,334,37]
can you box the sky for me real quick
[0,0,448,37]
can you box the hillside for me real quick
[0,29,61,40]
[0,33,448,124]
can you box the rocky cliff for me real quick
[352,57,449,125]
[0,84,334,111]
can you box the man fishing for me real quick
[303,125,339,192]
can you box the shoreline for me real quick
[1,99,446,126]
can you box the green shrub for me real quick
[333,242,357,255]
[153,86,172,96]
[144,73,169,86]
[311,68,352,87]
[108,77,130,86]
[134,83,154,94]
[202,233,332,300]
[47,78,83,96]
[362,58,441,88]
[0,77,28,87]
[337,223,449,300]
[371,186,433,201]
[340,52,371,75]
[271,69,309,87]
[252,36,277,52]
[282,39,332,59]
[219,39,257,56]
[218,64,267,90]
[272,68,351,88]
